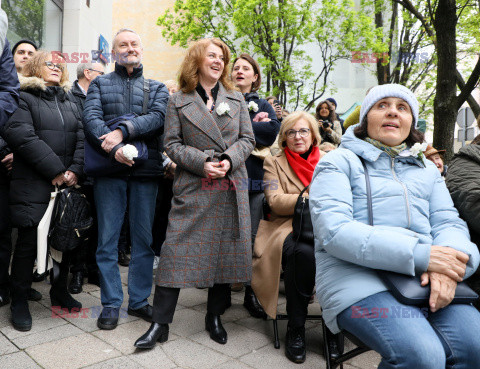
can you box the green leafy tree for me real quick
[4,0,44,48]
[369,0,480,160]
[158,0,387,110]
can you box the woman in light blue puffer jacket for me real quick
[310,84,480,369]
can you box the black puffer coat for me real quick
[3,75,84,228]
[446,143,480,246]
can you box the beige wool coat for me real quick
[251,152,306,318]
[156,83,255,288]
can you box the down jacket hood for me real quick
[18,73,72,94]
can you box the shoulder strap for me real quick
[359,156,373,226]
[142,77,150,115]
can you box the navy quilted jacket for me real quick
[244,92,280,191]
[83,63,169,177]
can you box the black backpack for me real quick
[48,187,93,252]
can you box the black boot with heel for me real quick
[134,322,169,349]
[50,258,82,312]
[205,312,227,344]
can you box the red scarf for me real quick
[284,146,321,186]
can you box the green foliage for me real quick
[4,0,45,47]
[157,0,388,110]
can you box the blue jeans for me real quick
[337,291,480,369]
[94,177,158,310]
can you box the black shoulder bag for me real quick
[359,156,478,305]
[292,186,314,244]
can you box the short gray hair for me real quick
[77,62,94,80]
[112,28,142,49]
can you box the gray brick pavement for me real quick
[0,266,381,369]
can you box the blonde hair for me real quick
[22,50,69,86]
[178,38,235,93]
[277,111,321,150]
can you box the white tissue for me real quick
[122,144,138,160]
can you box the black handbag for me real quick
[292,186,314,244]
[359,156,478,306]
[48,187,93,252]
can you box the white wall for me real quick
[62,0,113,82]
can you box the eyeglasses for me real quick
[88,68,105,75]
[45,61,64,71]
[286,128,311,139]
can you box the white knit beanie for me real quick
[359,84,419,128]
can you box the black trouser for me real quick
[152,178,173,257]
[282,233,315,328]
[70,242,86,273]
[152,284,230,324]
[10,226,37,303]
[80,185,99,277]
[0,179,12,296]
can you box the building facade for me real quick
[5,0,113,83]
[112,0,185,83]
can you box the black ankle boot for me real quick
[134,322,169,349]
[205,313,227,344]
[11,300,32,331]
[285,325,306,363]
[68,271,84,294]
[50,260,82,312]
[326,328,343,360]
[243,286,267,319]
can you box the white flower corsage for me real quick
[399,142,428,159]
[122,144,138,160]
[248,101,259,112]
[216,102,230,116]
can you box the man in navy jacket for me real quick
[84,28,168,330]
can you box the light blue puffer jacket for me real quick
[310,127,479,333]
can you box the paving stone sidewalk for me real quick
[0,266,381,369]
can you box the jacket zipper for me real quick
[127,78,131,112]
[54,95,67,167]
[391,157,411,228]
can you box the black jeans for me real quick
[282,233,315,328]
[0,179,12,296]
[152,284,230,324]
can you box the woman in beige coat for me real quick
[252,111,324,363]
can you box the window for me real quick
[5,0,64,51]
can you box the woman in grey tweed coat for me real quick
[135,38,255,349]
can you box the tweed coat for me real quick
[156,82,255,288]
[251,152,306,319]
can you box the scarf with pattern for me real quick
[365,137,407,158]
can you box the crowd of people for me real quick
[1,19,480,368]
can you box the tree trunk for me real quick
[432,0,457,162]
[375,1,389,84]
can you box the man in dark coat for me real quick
[68,62,104,294]
[446,138,480,308]
[0,37,20,306]
[83,28,169,330]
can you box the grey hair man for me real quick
[111,28,143,70]
[83,28,168,331]
[67,61,105,296]
[70,62,105,110]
